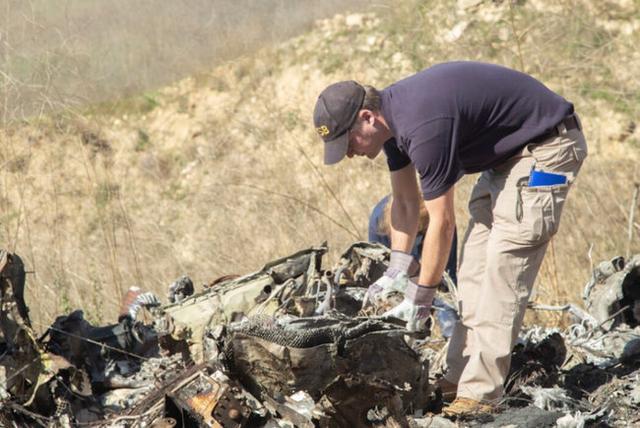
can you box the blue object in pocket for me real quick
[528,169,567,187]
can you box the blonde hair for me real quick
[378,195,429,236]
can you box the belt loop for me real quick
[557,121,567,135]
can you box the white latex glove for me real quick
[362,251,415,308]
[383,279,437,332]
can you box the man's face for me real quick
[346,111,384,160]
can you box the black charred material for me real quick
[562,359,640,401]
[505,332,567,396]
[262,244,328,284]
[44,310,158,388]
[0,250,45,408]
[168,275,195,304]
[0,251,28,324]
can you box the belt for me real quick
[546,114,581,138]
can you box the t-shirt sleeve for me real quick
[382,138,411,171]
[408,118,461,200]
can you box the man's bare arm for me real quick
[419,186,456,286]
[389,164,422,254]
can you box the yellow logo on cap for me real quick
[316,125,330,137]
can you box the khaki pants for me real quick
[444,123,588,402]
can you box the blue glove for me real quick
[362,251,415,308]
[383,279,437,332]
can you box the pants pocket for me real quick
[516,184,569,243]
[529,131,588,177]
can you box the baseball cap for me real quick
[313,81,365,165]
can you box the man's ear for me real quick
[359,109,375,125]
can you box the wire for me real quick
[36,323,150,361]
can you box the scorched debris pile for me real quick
[1,245,640,427]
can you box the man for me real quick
[312,62,587,415]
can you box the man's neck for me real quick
[378,113,394,142]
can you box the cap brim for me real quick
[323,132,349,165]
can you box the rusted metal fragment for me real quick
[164,365,264,427]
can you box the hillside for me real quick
[1,0,640,329]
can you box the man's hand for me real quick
[362,250,415,308]
[382,280,437,332]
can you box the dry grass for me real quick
[0,0,369,123]
[1,0,640,330]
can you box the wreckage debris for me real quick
[2,245,640,426]
[168,276,195,304]
[224,315,429,419]
[162,364,265,427]
[584,255,640,330]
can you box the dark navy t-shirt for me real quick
[381,61,574,200]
